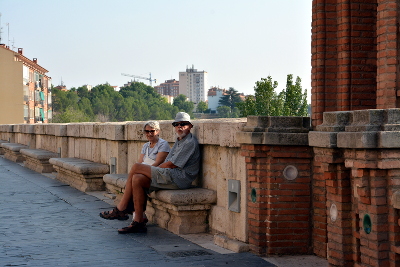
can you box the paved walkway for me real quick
[0,156,328,267]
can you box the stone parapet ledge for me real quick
[237,116,311,145]
[309,111,351,148]
[0,118,247,147]
[310,109,400,149]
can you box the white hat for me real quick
[174,112,191,123]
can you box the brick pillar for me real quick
[311,0,377,128]
[237,116,312,256]
[345,150,391,266]
[376,0,400,108]
[311,109,400,266]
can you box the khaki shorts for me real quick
[150,166,180,191]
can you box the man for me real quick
[117,112,200,234]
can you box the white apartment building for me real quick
[207,87,226,112]
[179,65,208,104]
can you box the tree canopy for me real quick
[237,74,308,117]
[218,87,242,111]
[52,82,180,123]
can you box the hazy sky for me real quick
[1,0,312,101]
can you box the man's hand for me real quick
[158,161,178,169]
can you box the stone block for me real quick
[125,121,148,141]
[337,132,378,148]
[13,124,22,133]
[105,123,125,140]
[244,116,311,133]
[154,188,217,206]
[384,109,400,131]
[21,124,35,134]
[392,190,400,209]
[308,131,338,148]
[316,111,351,132]
[49,157,109,192]
[345,109,385,132]
[263,132,309,146]
[379,131,400,148]
[236,132,264,144]
[54,124,68,136]
[214,234,250,253]
[20,149,59,173]
[67,124,80,137]
[0,139,8,155]
[34,124,46,135]
[79,123,95,138]
[1,143,29,162]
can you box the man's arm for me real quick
[158,161,178,169]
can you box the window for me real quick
[24,105,28,121]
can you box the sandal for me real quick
[118,221,147,234]
[99,207,129,220]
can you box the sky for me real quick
[1,0,312,101]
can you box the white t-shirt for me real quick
[141,138,170,165]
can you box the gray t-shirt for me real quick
[141,138,170,161]
[165,133,200,189]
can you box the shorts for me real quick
[150,166,180,191]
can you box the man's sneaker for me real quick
[118,221,147,234]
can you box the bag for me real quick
[142,146,155,165]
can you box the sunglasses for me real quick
[172,122,191,127]
[144,130,156,133]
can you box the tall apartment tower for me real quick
[0,45,52,124]
[179,65,208,104]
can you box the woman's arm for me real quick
[152,151,169,166]
[138,154,145,164]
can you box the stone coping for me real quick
[103,173,128,189]
[20,149,59,160]
[49,157,109,175]
[310,109,400,149]
[0,119,248,147]
[1,143,29,151]
[151,188,217,206]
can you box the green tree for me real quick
[173,94,194,114]
[218,87,242,111]
[52,106,91,123]
[237,74,308,117]
[196,101,208,113]
[281,75,308,116]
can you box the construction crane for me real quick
[121,73,157,87]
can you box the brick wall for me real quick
[311,0,377,127]
[242,144,313,255]
[376,0,399,108]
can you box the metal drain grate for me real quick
[166,250,213,258]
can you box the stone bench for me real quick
[0,140,8,155]
[49,158,109,192]
[20,149,59,173]
[103,173,217,235]
[1,143,29,162]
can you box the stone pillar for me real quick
[237,116,312,255]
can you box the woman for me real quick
[99,121,170,220]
